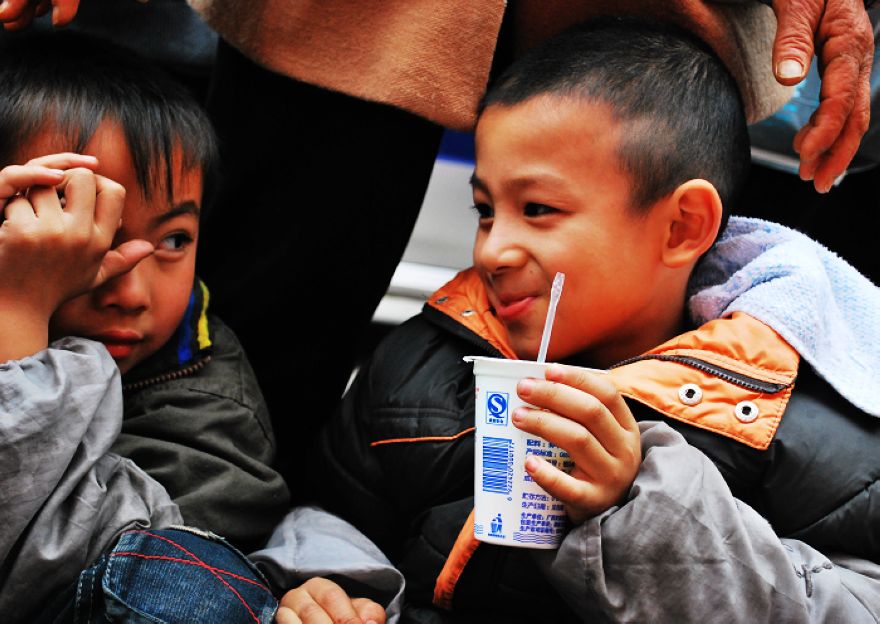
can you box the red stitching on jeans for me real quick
[109,553,271,591]
[121,530,265,623]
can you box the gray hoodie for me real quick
[0,338,181,621]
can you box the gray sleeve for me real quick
[0,338,181,618]
[535,421,880,623]
[250,506,405,624]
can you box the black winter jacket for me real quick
[312,271,880,623]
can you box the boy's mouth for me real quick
[493,295,537,321]
[90,330,143,359]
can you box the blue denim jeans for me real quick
[64,527,277,623]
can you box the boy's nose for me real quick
[94,261,151,313]
[474,223,528,274]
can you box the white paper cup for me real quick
[466,356,574,549]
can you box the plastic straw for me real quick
[537,272,565,363]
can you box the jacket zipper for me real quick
[609,354,789,394]
[122,356,212,392]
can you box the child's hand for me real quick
[0,153,97,207]
[0,164,152,362]
[276,577,385,624]
[513,364,641,525]
[0,0,80,30]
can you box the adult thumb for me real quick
[770,0,821,85]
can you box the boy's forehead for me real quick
[13,122,204,210]
[474,96,626,175]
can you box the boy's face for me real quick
[18,122,202,374]
[472,96,672,366]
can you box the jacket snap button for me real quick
[678,383,702,406]
[735,400,759,423]
[461,309,475,317]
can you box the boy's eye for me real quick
[158,232,193,251]
[471,203,494,219]
[523,203,559,217]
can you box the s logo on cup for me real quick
[486,392,509,426]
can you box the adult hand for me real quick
[771,0,875,192]
[0,0,80,30]
[513,364,641,525]
[276,578,386,624]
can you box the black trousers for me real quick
[198,41,443,495]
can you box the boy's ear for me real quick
[659,179,723,269]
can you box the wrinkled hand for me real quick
[513,364,641,525]
[771,0,875,192]
[276,578,386,624]
[0,0,79,29]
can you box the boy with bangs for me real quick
[0,34,295,621]
[312,17,880,622]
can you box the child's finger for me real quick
[517,379,626,455]
[545,364,638,433]
[2,194,36,229]
[27,185,64,222]
[524,454,599,515]
[304,579,363,624]
[281,591,333,624]
[56,168,98,231]
[516,377,631,458]
[34,0,49,17]
[0,0,30,22]
[512,406,613,474]
[275,606,303,624]
[2,2,34,30]
[26,153,98,171]
[91,174,125,245]
[91,240,153,290]
[50,0,79,26]
[0,165,64,201]
[352,598,385,624]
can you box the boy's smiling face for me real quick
[472,95,680,367]
[19,121,202,374]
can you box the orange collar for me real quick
[428,268,799,451]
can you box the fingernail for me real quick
[49,169,65,176]
[51,6,60,25]
[777,59,804,80]
[518,378,535,397]
[525,456,539,472]
[546,364,564,379]
[0,2,8,14]
[512,407,525,424]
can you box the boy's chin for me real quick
[509,335,542,362]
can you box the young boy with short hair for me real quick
[312,17,880,622]
[0,34,292,621]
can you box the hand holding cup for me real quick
[513,363,641,524]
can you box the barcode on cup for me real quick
[482,436,513,494]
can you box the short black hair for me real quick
[480,17,750,223]
[0,32,217,202]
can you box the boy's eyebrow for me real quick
[470,172,570,192]
[152,201,200,227]
[469,173,488,192]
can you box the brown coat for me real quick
[188,0,790,128]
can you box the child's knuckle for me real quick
[297,602,325,621]
[572,428,592,450]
